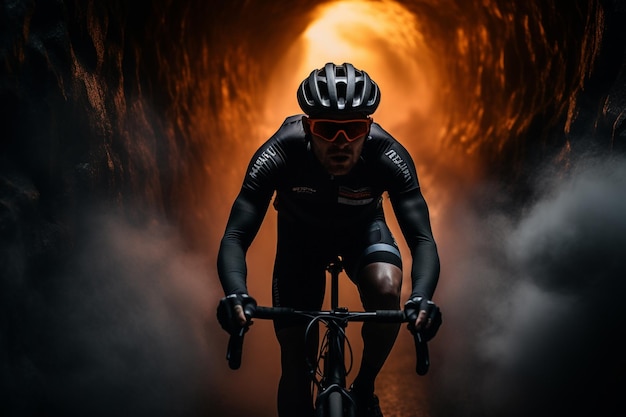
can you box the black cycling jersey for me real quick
[218,115,439,302]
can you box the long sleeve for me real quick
[216,116,303,295]
[217,188,272,295]
[391,188,440,300]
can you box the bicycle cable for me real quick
[304,315,327,389]
[303,315,357,391]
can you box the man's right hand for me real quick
[217,293,257,334]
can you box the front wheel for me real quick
[327,391,344,417]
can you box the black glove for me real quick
[217,293,257,335]
[404,296,442,341]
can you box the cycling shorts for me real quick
[271,216,402,331]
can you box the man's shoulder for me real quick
[369,122,395,139]
[363,123,420,191]
[274,114,305,137]
[261,114,305,149]
[248,115,307,174]
[282,114,305,127]
[363,123,399,155]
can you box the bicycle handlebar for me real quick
[226,306,430,375]
[254,306,407,322]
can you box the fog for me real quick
[432,154,626,416]
[2,0,625,416]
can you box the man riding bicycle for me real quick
[217,62,442,417]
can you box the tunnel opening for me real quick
[2,1,626,417]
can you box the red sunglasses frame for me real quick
[306,117,373,142]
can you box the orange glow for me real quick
[250,0,449,294]
[201,1,546,409]
[155,1,608,415]
[4,1,611,416]
[209,0,474,314]
[242,1,459,394]
[262,0,441,137]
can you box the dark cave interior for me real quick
[1,1,625,416]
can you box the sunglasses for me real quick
[307,118,372,142]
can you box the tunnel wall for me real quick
[1,1,625,416]
[2,0,623,247]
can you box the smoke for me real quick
[2,1,623,416]
[432,154,626,417]
[0,209,254,417]
[5,153,624,417]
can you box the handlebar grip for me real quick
[374,310,407,322]
[227,326,246,370]
[413,331,430,376]
[254,306,294,318]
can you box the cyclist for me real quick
[217,62,442,417]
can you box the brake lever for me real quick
[227,325,247,370]
[413,330,430,376]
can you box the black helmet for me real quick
[297,62,381,118]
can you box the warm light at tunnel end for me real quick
[262,0,440,136]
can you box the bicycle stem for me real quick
[327,256,343,310]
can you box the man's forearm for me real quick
[217,237,249,295]
[409,240,440,300]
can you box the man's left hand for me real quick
[404,296,442,341]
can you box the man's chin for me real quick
[326,163,352,176]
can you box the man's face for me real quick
[305,117,372,176]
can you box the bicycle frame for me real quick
[225,257,430,417]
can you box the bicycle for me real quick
[224,257,432,417]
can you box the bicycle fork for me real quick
[314,257,356,417]
[315,317,355,417]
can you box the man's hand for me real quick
[404,296,442,341]
[217,293,257,334]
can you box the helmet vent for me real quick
[297,63,380,117]
[337,83,347,108]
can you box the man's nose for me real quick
[334,131,350,146]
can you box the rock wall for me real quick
[1,1,625,416]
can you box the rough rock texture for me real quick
[1,1,625,416]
